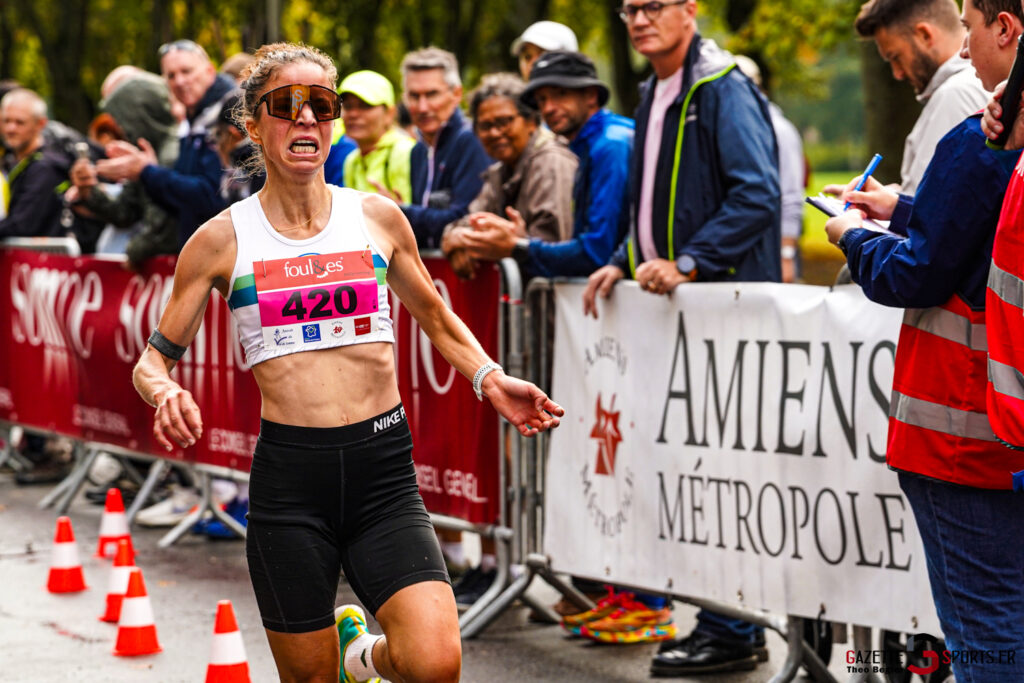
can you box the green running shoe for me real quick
[335,604,381,683]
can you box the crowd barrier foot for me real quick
[157,471,245,548]
[38,444,98,515]
[0,427,33,472]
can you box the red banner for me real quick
[0,249,500,523]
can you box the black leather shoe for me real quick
[452,567,497,608]
[650,635,759,676]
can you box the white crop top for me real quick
[225,185,394,366]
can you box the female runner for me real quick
[133,42,562,683]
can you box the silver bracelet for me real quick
[472,361,503,401]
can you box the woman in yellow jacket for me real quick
[339,70,415,204]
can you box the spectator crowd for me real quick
[3,0,1024,680]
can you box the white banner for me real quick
[544,281,940,633]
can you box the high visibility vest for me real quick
[887,294,1024,489]
[987,152,1024,463]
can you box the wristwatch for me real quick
[511,237,530,260]
[675,254,698,280]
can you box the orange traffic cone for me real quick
[96,488,131,558]
[205,600,250,682]
[113,567,161,656]
[47,516,87,593]
[99,539,135,622]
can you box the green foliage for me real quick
[1,0,870,152]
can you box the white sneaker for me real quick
[135,486,201,527]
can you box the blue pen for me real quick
[844,153,883,210]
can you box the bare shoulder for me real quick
[175,208,237,293]
[359,192,407,227]
[358,191,414,258]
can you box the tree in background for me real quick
[0,0,915,177]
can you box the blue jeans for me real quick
[899,472,1024,683]
[693,610,761,643]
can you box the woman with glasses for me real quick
[132,42,562,683]
[440,73,577,280]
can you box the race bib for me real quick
[253,250,380,349]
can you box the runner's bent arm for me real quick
[368,195,563,435]
[132,213,234,450]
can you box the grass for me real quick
[800,170,858,284]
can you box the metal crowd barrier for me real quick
[477,276,841,682]
[0,240,869,679]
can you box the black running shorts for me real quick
[245,405,450,633]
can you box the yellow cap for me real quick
[339,70,395,108]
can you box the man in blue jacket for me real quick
[583,0,779,315]
[96,40,232,248]
[399,47,492,249]
[582,0,780,675]
[454,51,634,278]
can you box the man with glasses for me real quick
[398,47,491,249]
[95,39,235,248]
[583,0,780,675]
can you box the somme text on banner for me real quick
[543,281,940,633]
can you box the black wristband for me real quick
[148,329,187,361]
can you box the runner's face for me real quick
[247,62,336,178]
[341,94,393,149]
[474,96,536,166]
[533,86,593,140]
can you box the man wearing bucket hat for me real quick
[455,51,633,278]
[339,70,415,204]
[511,20,580,81]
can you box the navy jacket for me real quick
[844,115,1017,309]
[140,75,234,247]
[609,37,780,282]
[0,147,67,238]
[403,108,491,248]
[528,109,634,277]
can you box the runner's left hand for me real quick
[482,372,564,436]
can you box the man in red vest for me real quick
[826,1,1024,679]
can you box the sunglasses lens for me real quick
[261,85,340,121]
[263,86,297,119]
[308,87,341,121]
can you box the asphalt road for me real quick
[0,470,851,682]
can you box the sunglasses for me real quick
[255,84,342,122]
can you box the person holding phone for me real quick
[132,42,562,683]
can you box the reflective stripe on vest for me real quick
[903,307,987,351]
[890,390,997,442]
[988,261,1024,310]
[989,357,1024,401]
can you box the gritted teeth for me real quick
[290,140,318,153]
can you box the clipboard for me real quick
[805,194,896,236]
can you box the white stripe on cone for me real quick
[98,511,129,537]
[51,542,80,569]
[118,596,155,628]
[106,565,132,594]
[209,631,247,665]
